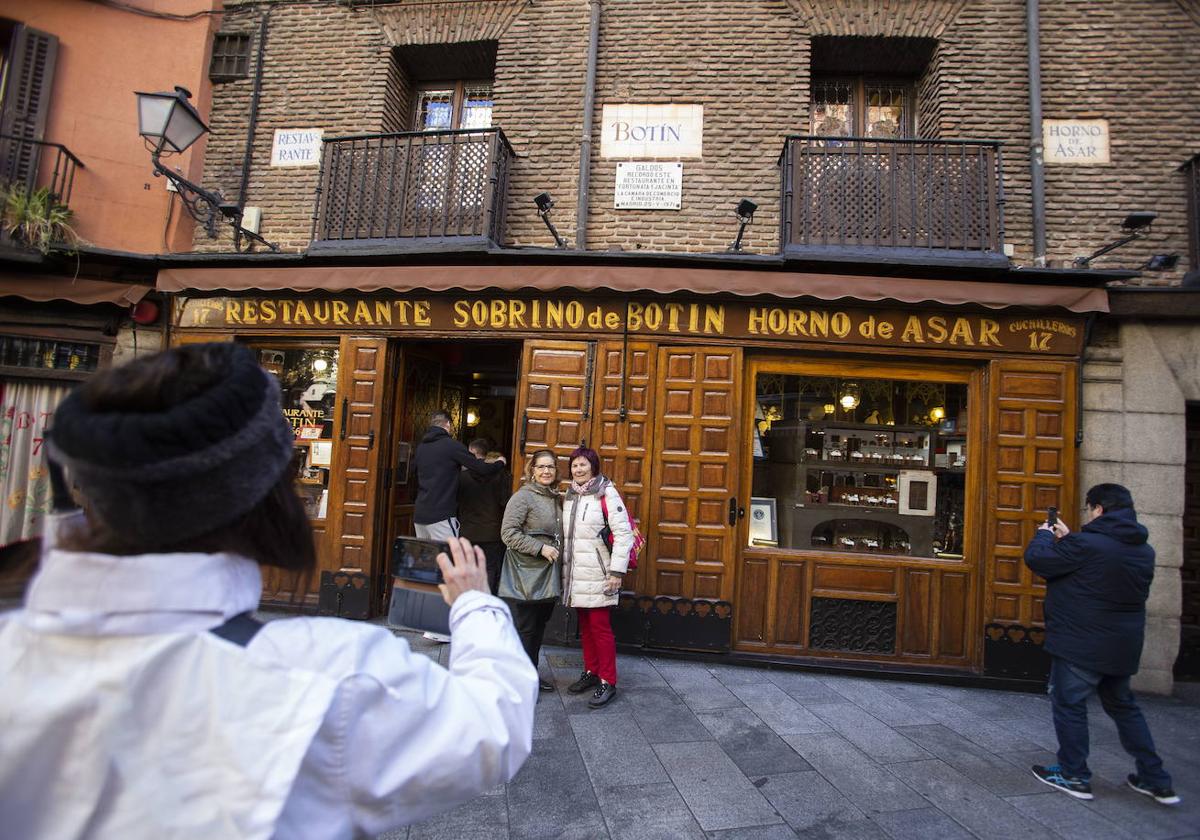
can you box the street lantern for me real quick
[135,86,209,156]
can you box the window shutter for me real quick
[0,25,59,190]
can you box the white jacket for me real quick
[562,479,634,608]
[0,520,537,840]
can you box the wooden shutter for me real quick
[0,26,58,189]
[593,340,656,591]
[328,337,387,583]
[650,346,742,601]
[514,340,594,470]
[984,359,1077,628]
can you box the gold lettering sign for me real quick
[175,296,1085,355]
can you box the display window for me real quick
[253,344,339,521]
[749,362,969,560]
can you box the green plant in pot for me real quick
[2,183,80,255]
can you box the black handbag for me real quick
[498,530,562,602]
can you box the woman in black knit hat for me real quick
[0,342,537,840]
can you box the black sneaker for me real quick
[1032,765,1093,800]
[1127,774,1181,805]
[588,681,617,708]
[568,670,600,694]
[538,678,555,692]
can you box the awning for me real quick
[156,263,1109,313]
[1,275,151,306]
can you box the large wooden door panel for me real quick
[651,347,741,601]
[985,359,1076,628]
[517,341,592,465]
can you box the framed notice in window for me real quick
[898,470,937,516]
[749,497,778,545]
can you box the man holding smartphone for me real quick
[1023,483,1179,806]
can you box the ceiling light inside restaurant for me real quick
[839,382,861,410]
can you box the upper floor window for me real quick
[811,77,914,139]
[413,81,492,131]
[209,32,251,82]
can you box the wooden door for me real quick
[984,358,1077,629]
[649,346,742,601]
[514,340,594,470]
[326,336,388,599]
[593,340,656,592]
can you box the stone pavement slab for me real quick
[379,637,1196,839]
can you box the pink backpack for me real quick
[599,492,646,571]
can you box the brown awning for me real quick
[156,263,1109,313]
[1,275,151,306]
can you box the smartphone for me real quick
[1047,506,1058,527]
[391,536,450,584]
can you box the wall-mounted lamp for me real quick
[134,86,277,252]
[823,403,836,415]
[312,356,330,373]
[533,191,567,249]
[839,382,861,411]
[728,198,758,253]
[1073,211,1156,268]
[1141,254,1179,271]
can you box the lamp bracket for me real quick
[151,153,278,252]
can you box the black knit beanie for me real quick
[46,342,296,549]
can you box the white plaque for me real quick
[614,162,683,210]
[601,104,703,159]
[1043,119,1110,164]
[270,128,323,167]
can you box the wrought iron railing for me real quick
[312,128,513,245]
[780,136,1004,254]
[0,133,84,207]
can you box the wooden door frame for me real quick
[735,353,986,666]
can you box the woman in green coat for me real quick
[499,449,562,692]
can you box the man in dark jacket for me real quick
[1024,483,1179,806]
[413,411,505,540]
[458,438,512,595]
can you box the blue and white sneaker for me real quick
[1127,774,1181,805]
[1032,764,1094,800]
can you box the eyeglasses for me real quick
[533,465,557,471]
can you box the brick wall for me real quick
[195,0,1200,284]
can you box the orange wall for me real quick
[0,0,221,253]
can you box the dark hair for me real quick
[1085,483,1134,513]
[55,343,315,571]
[468,437,490,456]
[568,446,601,478]
[430,409,452,427]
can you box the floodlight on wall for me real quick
[533,191,567,248]
[1141,254,1179,271]
[728,198,758,253]
[1072,211,1157,268]
[134,86,277,252]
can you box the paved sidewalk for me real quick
[382,632,1198,840]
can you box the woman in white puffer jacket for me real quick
[561,446,634,708]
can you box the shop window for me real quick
[209,32,251,82]
[255,346,339,521]
[0,335,99,371]
[750,371,967,560]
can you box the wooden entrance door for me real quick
[648,346,742,601]
[513,340,595,468]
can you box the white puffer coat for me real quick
[562,477,634,608]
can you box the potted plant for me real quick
[2,183,80,255]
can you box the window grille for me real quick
[209,33,251,82]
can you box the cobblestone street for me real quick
[382,633,1198,840]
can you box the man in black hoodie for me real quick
[413,411,505,541]
[1024,483,1179,806]
[458,438,512,595]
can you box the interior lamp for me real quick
[466,406,481,427]
[312,356,329,373]
[929,406,946,422]
[839,382,861,411]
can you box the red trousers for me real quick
[577,606,618,685]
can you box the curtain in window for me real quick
[1,379,69,545]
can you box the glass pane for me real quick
[258,347,340,521]
[866,84,908,138]
[461,84,493,129]
[811,80,853,138]
[750,372,967,559]
[416,89,454,131]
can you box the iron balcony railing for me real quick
[0,133,84,207]
[780,136,1005,254]
[312,128,513,245]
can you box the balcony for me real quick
[310,128,513,253]
[779,136,1007,267]
[0,133,84,253]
